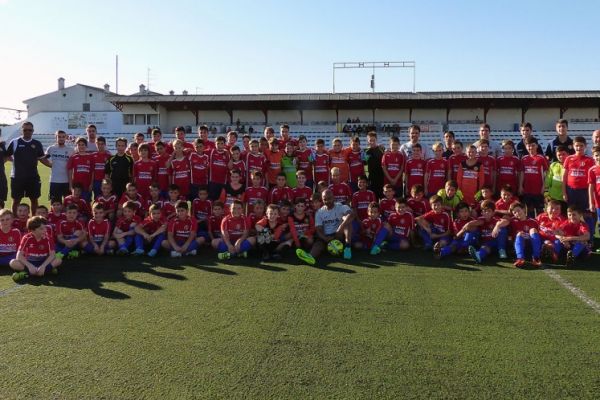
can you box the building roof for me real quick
[106,90,600,111]
[23,84,116,103]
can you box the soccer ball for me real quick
[327,239,344,256]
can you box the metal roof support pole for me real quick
[483,106,490,123]
[409,108,413,123]
[521,106,529,123]
[226,110,233,125]
[300,109,304,126]
[446,107,451,124]
[262,109,268,125]
[560,106,568,119]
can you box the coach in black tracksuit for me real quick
[104,138,134,198]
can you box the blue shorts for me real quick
[0,254,16,266]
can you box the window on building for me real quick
[135,114,146,125]
[82,103,90,111]
[146,114,159,125]
[123,114,134,125]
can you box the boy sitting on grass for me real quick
[10,216,62,282]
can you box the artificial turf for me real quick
[1,163,600,399]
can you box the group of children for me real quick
[1,122,599,282]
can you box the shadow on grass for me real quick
[193,265,238,275]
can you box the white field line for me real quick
[0,284,24,298]
[542,268,600,315]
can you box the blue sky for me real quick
[1,0,600,123]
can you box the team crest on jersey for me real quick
[8,237,13,242]
[581,162,586,167]
[236,224,241,229]
[400,218,405,224]
[39,244,44,249]
[31,144,36,149]
[474,167,479,171]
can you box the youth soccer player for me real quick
[118,182,146,218]
[354,202,382,251]
[407,184,430,217]
[188,139,209,200]
[347,136,366,192]
[466,200,508,263]
[0,209,21,268]
[329,138,350,183]
[447,140,467,181]
[295,136,314,188]
[500,202,542,268]
[519,137,549,216]
[494,185,518,218]
[245,139,267,187]
[12,203,30,234]
[496,140,520,194]
[10,216,62,282]
[563,136,595,235]
[56,204,86,259]
[208,136,231,200]
[105,137,134,199]
[476,139,496,190]
[588,145,600,249]
[208,201,225,243]
[95,179,117,222]
[229,145,246,185]
[113,201,141,255]
[64,183,91,223]
[84,203,112,255]
[457,145,485,206]
[436,202,474,259]
[219,169,245,212]
[280,142,297,188]
[132,143,157,200]
[416,195,452,251]
[328,167,352,205]
[168,139,191,199]
[133,204,167,257]
[192,188,212,242]
[162,201,199,257]
[67,137,93,201]
[265,138,283,188]
[424,142,447,196]
[313,139,330,185]
[285,198,315,251]
[544,145,568,202]
[404,144,426,198]
[213,200,254,259]
[351,175,377,222]
[255,204,288,260]
[153,141,171,198]
[553,206,591,267]
[90,136,111,199]
[370,197,414,254]
[382,136,405,196]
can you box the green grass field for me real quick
[1,164,600,399]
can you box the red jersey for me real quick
[245,152,267,186]
[170,157,191,196]
[188,152,209,186]
[19,233,54,261]
[64,196,91,218]
[139,216,164,235]
[477,216,500,242]
[422,210,452,234]
[387,211,414,238]
[328,182,352,204]
[405,158,426,194]
[510,218,539,239]
[379,198,396,220]
[360,217,382,245]
[244,186,269,214]
[57,220,84,237]
[291,186,313,205]
[494,198,517,215]
[288,213,314,239]
[265,150,283,185]
[269,186,294,205]
[95,194,117,215]
[67,153,93,188]
[351,190,376,221]
[448,154,467,180]
[161,201,178,220]
[559,220,589,237]
[208,214,224,238]
[329,149,350,183]
[477,155,496,188]
[536,213,566,240]
[209,149,231,185]
[313,152,330,184]
[87,219,111,243]
[133,159,157,198]
[0,228,21,255]
[564,154,594,190]
[294,149,314,180]
[91,151,111,181]
[116,216,141,232]
[152,153,171,191]
[118,193,145,217]
[219,184,245,212]
[168,216,197,242]
[520,155,548,195]
[425,158,448,195]
[12,218,27,234]
[381,151,404,187]
[47,212,66,230]
[496,156,520,192]
[230,159,246,183]
[407,197,429,217]
[453,217,473,234]
[588,165,600,207]
[347,150,365,182]
[221,215,249,242]
[192,199,212,223]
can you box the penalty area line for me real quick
[542,268,600,315]
[0,284,25,298]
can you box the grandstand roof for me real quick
[106,91,600,110]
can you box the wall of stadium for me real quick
[302,109,336,124]
[523,108,560,130]
[269,110,301,125]
[375,109,410,122]
[486,108,521,130]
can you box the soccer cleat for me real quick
[498,249,507,259]
[370,245,381,256]
[468,246,482,264]
[513,258,526,268]
[116,248,129,256]
[67,250,80,259]
[50,267,59,275]
[133,248,145,256]
[531,258,542,268]
[170,251,182,258]
[433,242,442,260]
[296,248,315,266]
[217,251,231,260]
[12,271,29,283]
[54,252,64,260]
[147,249,158,257]
[343,246,352,260]
[185,250,197,256]
[565,250,575,268]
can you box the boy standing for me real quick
[44,130,73,202]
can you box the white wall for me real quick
[524,108,560,131]
[375,109,410,122]
[563,107,598,121]
[412,108,445,122]
[26,85,116,116]
[269,110,301,125]
[165,111,195,131]
[486,108,521,131]
[448,108,484,122]
[197,111,230,125]
[233,110,264,124]
[303,109,336,123]
[339,109,372,123]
